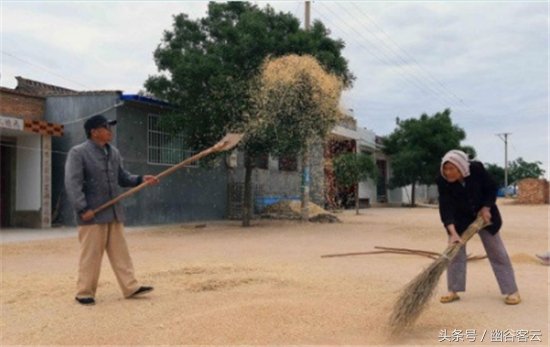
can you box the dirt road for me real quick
[1,202,548,345]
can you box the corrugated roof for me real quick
[0,86,46,99]
[120,94,172,108]
[15,76,121,96]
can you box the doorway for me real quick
[376,159,387,203]
[1,138,16,227]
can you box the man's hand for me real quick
[80,210,95,222]
[478,206,492,224]
[143,175,160,185]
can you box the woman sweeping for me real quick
[436,149,521,305]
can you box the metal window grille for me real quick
[278,155,298,172]
[147,114,197,167]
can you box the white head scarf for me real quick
[441,150,470,178]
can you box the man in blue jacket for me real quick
[65,114,159,305]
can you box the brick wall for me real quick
[517,178,549,204]
[0,89,45,120]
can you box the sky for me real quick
[1,1,548,178]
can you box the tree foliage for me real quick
[333,152,377,188]
[485,163,505,187]
[509,157,545,183]
[145,2,354,152]
[145,2,354,225]
[333,152,377,214]
[485,158,544,188]
[382,109,470,205]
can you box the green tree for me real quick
[145,2,354,226]
[485,163,505,187]
[382,109,468,206]
[333,152,377,215]
[509,157,545,183]
[460,145,477,160]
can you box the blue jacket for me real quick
[65,140,142,225]
[436,161,502,235]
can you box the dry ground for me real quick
[1,202,548,346]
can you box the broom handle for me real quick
[92,143,222,215]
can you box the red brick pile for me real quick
[517,178,549,204]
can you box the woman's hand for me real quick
[449,233,463,245]
[478,206,492,224]
[447,224,464,245]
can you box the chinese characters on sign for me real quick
[0,115,24,131]
[438,329,543,343]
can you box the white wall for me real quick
[356,129,377,202]
[358,178,376,201]
[401,184,439,204]
[16,135,41,211]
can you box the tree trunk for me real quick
[355,183,360,215]
[242,153,253,227]
[301,145,310,222]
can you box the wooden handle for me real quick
[92,134,242,215]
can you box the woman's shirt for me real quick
[436,161,502,235]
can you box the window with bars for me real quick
[278,155,298,172]
[147,114,197,167]
[254,153,269,170]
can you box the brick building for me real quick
[0,87,63,228]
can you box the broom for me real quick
[388,216,489,333]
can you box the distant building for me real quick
[14,77,229,226]
[4,76,421,229]
[0,86,64,228]
[323,114,411,208]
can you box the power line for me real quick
[1,50,91,89]
[337,3,456,102]
[321,2,457,105]
[315,2,505,122]
[349,2,467,107]
[315,2,461,112]
[61,102,125,126]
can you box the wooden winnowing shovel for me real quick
[92,133,243,215]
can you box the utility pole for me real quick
[301,0,311,222]
[305,1,311,30]
[497,132,511,192]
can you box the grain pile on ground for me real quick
[262,200,341,222]
[1,203,547,345]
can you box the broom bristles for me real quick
[389,256,449,332]
[388,217,487,334]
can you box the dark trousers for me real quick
[447,229,518,295]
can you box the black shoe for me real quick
[130,286,154,298]
[75,297,95,305]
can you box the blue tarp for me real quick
[497,186,517,197]
[255,195,300,212]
